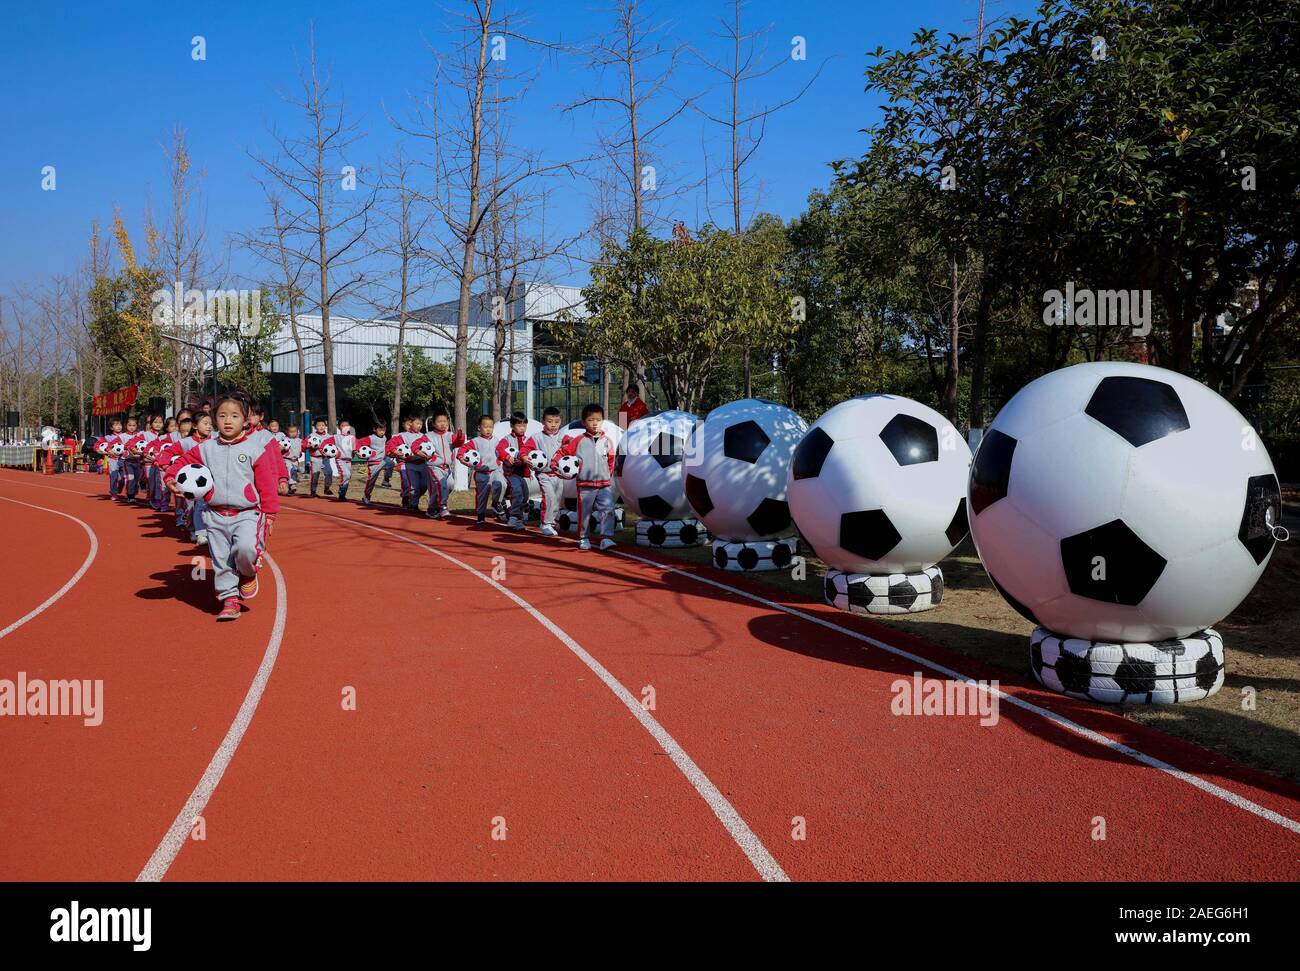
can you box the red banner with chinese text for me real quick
[92,385,138,416]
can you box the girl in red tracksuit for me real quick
[552,404,618,550]
[165,390,283,621]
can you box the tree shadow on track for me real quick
[745,610,1300,799]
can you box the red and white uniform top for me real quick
[424,430,465,469]
[553,430,616,489]
[165,430,282,516]
[457,435,501,473]
[522,429,566,476]
[356,434,386,465]
[495,432,532,479]
[387,431,427,463]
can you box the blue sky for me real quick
[0,0,1037,310]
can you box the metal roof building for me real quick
[264,283,588,426]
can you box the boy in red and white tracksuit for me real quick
[457,416,506,524]
[523,407,567,537]
[424,410,464,519]
[496,413,533,530]
[552,404,618,550]
[165,392,282,621]
[280,425,304,495]
[385,417,415,508]
[358,421,388,505]
[332,420,356,501]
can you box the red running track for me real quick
[1,467,1298,881]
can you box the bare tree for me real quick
[396,0,583,432]
[563,0,699,402]
[694,0,825,394]
[145,124,210,411]
[252,25,377,429]
[366,146,437,430]
[245,186,311,419]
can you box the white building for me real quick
[264,283,586,426]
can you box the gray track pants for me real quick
[206,508,265,601]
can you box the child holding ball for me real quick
[166,391,285,621]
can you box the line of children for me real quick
[104,397,625,620]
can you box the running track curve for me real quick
[1,468,1298,881]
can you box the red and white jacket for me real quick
[457,435,501,473]
[424,429,465,470]
[522,429,566,477]
[355,434,387,466]
[552,431,616,489]
[165,429,282,517]
[495,432,532,478]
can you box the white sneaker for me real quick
[599,538,616,550]
[578,539,592,551]
[195,531,209,546]
[539,525,557,537]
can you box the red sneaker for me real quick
[238,575,259,599]
[217,598,241,621]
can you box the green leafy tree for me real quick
[557,224,795,413]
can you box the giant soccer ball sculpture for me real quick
[789,395,972,615]
[968,362,1286,705]
[617,410,709,549]
[683,399,808,571]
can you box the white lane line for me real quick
[286,506,790,883]
[613,548,1300,838]
[137,553,289,881]
[0,496,99,641]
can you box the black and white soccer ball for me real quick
[616,410,697,520]
[969,362,1283,641]
[554,454,582,479]
[459,448,481,468]
[502,445,519,464]
[94,439,110,455]
[306,433,323,449]
[394,442,412,458]
[174,463,213,500]
[525,449,548,472]
[356,444,374,460]
[682,399,808,543]
[1030,627,1225,704]
[788,396,972,574]
[321,442,339,459]
[279,438,293,455]
[416,439,435,459]
[109,441,125,456]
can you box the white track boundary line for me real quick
[612,548,1300,838]
[0,495,99,641]
[286,505,790,883]
[137,553,288,881]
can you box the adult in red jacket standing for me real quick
[617,384,648,429]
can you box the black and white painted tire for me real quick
[711,537,799,572]
[1030,627,1225,704]
[635,518,710,548]
[558,503,625,535]
[823,567,944,615]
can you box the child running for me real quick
[359,420,389,507]
[165,391,282,622]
